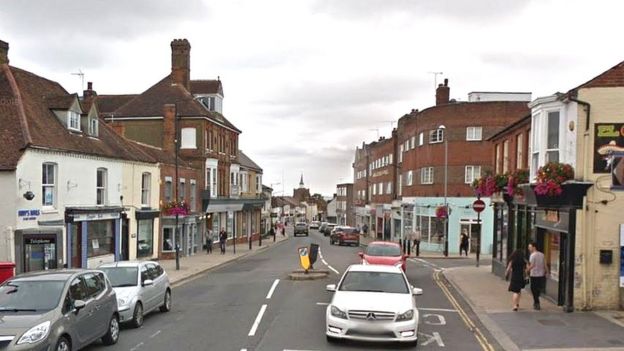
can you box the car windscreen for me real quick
[366,244,401,256]
[296,223,306,227]
[340,228,359,234]
[338,271,409,294]
[0,280,65,311]
[100,267,139,287]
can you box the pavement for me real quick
[360,234,481,259]
[443,264,624,351]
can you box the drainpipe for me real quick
[567,97,591,132]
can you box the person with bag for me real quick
[528,241,548,310]
[506,249,528,311]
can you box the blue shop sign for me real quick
[18,209,41,221]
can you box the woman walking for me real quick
[506,249,528,311]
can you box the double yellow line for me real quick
[433,270,496,351]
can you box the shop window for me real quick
[42,162,57,208]
[164,177,173,202]
[162,227,175,252]
[96,168,107,205]
[141,172,151,206]
[137,219,154,258]
[190,180,196,212]
[87,220,114,258]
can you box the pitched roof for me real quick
[0,64,156,170]
[46,94,77,110]
[574,60,624,90]
[96,94,138,115]
[129,140,193,167]
[190,80,223,96]
[110,75,241,133]
[237,150,262,172]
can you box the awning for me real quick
[205,203,244,213]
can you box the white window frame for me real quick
[399,145,404,163]
[89,118,98,136]
[42,163,57,208]
[398,174,403,196]
[67,111,80,131]
[430,129,443,144]
[386,182,392,194]
[181,127,197,149]
[516,133,524,169]
[410,136,416,149]
[466,126,483,141]
[378,182,383,195]
[407,170,413,186]
[464,166,481,184]
[503,140,510,173]
[545,111,560,163]
[421,167,434,184]
[418,132,424,146]
[141,172,151,206]
[389,154,393,164]
[190,180,196,212]
[373,183,377,195]
[96,168,107,205]
[179,178,186,202]
[164,176,173,202]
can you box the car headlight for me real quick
[396,309,414,321]
[118,297,128,306]
[330,305,347,319]
[17,321,50,345]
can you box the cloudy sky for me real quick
[2,0,624,196]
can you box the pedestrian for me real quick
[269,225,275,238]
[460,230,469,256]
[506,249,528,311]
[412,229,421,257]
[281,222,286,236]
[362,223,368,236]
[206,231,213,254]
[528,241,548,310]
[219,227,227,254]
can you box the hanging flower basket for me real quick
[534,162,574,197]
[435,205,449,219]
[162,200,190,216]
[506,169,529,196]
[472,172,507,197]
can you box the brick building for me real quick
[336,183,354,226]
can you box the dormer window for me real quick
[68,111,80,131]
[89,118,99,136]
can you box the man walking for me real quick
[206,230,213,254]
[219,227,227,254]
[528,241,548,310]
[412,229,421,257]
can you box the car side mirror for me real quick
[143,279,154,287]
[74,300,86,313]
[412,287,423,296]
[326,284,337,292]
[358,252,364,259]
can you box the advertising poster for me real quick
[612,153,624,190]
[620,224,624,288]
[594,123,624,173]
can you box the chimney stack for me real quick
[170,39,191,91]
[83,81,97,100]
[163,104,177,153]
[0,40,9,65]
[436,78,450,106]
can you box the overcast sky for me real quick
[2,0,624,196]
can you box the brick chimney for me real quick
[436,78,450,106]
[170,39,191,91]
[83,81,97,100]
[163,104,177,153]
[0,40,9,65]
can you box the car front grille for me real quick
[348,310,395,321]
[345,329,396,338]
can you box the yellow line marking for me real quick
[433,270,495,351]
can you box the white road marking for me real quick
[316,302,329,306]
[240,349,248,351]
[327,265,340,275]
[266,279,280,299]
[248,304,268,336]
[424,313,447,325]
[418,307,458,312]
[318,248,340,275]
[419,331,445,347]
[130,342,144,351]
[149,330,161,338]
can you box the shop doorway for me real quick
[540,229,566,305]
[23,235,57,272]
[71,225,82,268]
[121,218,129,261]
[460,219,482,254]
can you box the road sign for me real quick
[298,247,311,271]
[472,199,486,213]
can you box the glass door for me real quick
[24,236,57,272]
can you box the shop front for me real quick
[65,207,123,269]
[14,228,63,273]
[160,215,199,259]
[135,210,159,259]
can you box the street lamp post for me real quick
[439,125,449,257]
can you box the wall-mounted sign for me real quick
[372,169,389,177]
[72,212,120,222]
[611,152,624,190]
[17,209,40,221]
[594,123,624,173]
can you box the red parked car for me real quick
[329,226,360,246]
[358,241,407,272]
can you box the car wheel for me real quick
[160,289,172,312]
[55,336,71,351]
[102,315,120,345]
[131,302,143,328]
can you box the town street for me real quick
[85,228,499,351]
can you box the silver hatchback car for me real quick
[98,261,171,328]
[0,269,119,351]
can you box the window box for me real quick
[521,182,593,208]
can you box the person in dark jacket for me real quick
[460,230,469,256]
[206,231,213,254]
[219,228,227,254]
[506,249,528,311]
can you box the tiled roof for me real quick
[574,60,624,90]
[110,75,241,133]
[96,94,138,115]
[129,140,193,167]
[190,80,223,96]
[237,150,262,172]
[46,94,76,110]
[0,64,156,170]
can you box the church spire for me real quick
[299,173,304,188]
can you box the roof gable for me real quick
[190,80,223,96]
[573,60,624,90]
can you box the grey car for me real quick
[0,269,119,351]
[98,261,171,328]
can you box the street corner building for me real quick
[0,39,161,273]
[490,60,624,311]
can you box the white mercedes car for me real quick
[325,264,422,345]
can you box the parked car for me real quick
[319,222,328,233]
[0,269,119,351]
[294,222,309,236]
[330,226,360,246]
[359,241,407,272]
[322,223,337,236]
[325,264,422,345]
[310,221,321,229]
[99,261,171,328]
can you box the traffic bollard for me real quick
[175,244,180,271]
